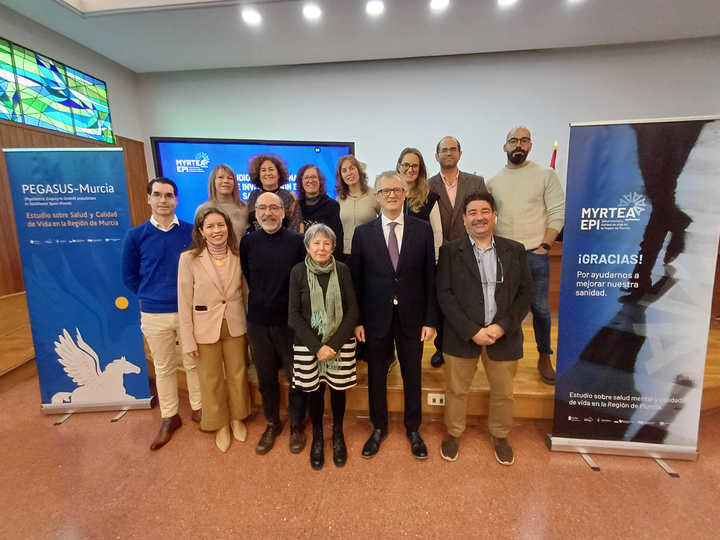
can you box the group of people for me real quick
[120,127,565,468]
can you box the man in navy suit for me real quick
[352,171,439,459]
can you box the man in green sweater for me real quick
[487,127,565,385]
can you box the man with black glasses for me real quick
[428,136,486,367]
[487,126,565,385]
[351,171,438,460]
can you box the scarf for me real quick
[305,253,343,374]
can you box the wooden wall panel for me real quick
[0,119,149,296]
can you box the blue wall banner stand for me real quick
[547,116,720,461]
[4,147,153,414]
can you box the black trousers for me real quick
[365,307,423,434]
[247,322,307,425]
[308,382,346,431]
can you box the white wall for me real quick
[0,4,145,142]
[137,36,720,186]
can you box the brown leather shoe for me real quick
[538,353,556,385]
[191,408,202,424]
[150,414,182,451]
[289,421,306,454]
[256,421,283,455]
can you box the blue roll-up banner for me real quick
[4,147,153,414]
[548,117,720,460]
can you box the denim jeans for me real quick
[526,251,553,355]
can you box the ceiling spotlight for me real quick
[366,1,384,16]
[241,8,261,25]
[303,4,322,20]
[430,0,450,11]
[498,0,517,7]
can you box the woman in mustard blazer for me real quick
[178,207,251,452]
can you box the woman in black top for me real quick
[396,147,443,260]
[288,224,359,470]
[297,164,344,260]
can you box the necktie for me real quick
[388,222,399,271]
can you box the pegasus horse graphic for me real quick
[51,328,140,404]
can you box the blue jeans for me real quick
[526,251,553,355]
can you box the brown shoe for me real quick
[191,408,202,424]
[538,353,556,385]
[150,414,182,451]
[289,421,307,454]
[256,421,283,455]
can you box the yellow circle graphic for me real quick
[115,297,129,310]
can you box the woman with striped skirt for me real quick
[288,224,359,470]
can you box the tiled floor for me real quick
[1,378,719,539]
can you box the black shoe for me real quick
[332,426,347,467]
[289,421,306,454]
[407,431,428,459]
[492,435,514,466]
[430,352,444,368]
[362,428,389,458]
[441,433,459,461]
[310,429,324,470]
[256,421,283,455]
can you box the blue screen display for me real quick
[152,138,354,224]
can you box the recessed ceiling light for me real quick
[241,8,261,25]
[303,4,322,20]
[430,0,450,11]
[498,0,517,7]
[366,1,384,16]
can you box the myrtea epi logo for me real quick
[580,192,647,232]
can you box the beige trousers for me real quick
[141,311,202,418]
[444,348,518,438]
[195,321,252,432]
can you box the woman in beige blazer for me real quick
[178,207,251,452]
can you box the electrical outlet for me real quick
[427,393,445,406]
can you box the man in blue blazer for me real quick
[352,171,439,459]
[436,191,533,465]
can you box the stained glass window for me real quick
[0,36,114,143]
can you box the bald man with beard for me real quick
[240,192,308,455]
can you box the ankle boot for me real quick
[332,426,347,467]
[310,428,324,470]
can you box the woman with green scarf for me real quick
[288,224,359,470]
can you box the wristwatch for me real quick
[539,242,551,251]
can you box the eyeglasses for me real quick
[302,175,319,181]
[400,163,420,172]
[150,192,175,200]
[255,204,283,212]
[376,188,406,197]
[506,137,531,147]
[479,256,504,284]
[438,147,459,154]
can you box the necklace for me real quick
[208,246,228,266]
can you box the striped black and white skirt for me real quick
[292,338,357,392]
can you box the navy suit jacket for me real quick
[351,215,439,340]
[436,234,533,361]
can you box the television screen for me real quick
[151,137,355,224]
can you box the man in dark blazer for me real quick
[436,191,533,465]
[428,135,487,368]
[352,171,439,459]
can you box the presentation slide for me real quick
[152,138,354,224]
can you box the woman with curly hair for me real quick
[396,147,442,260]
[247,154,303,233]
[335,155,379,260]
[195,164,249,241]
